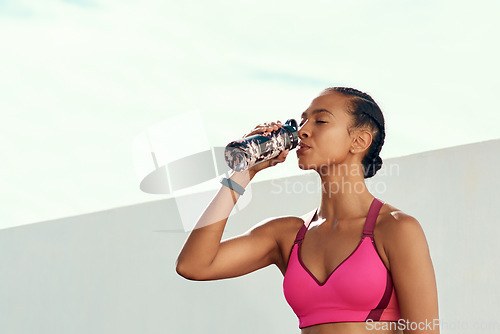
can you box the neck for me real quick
[316,163,375,223]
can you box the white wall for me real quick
[1,139,499,334]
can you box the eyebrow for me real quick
[301,109,335,119]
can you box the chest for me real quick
[300,223,370,280]
[283,238,389,308]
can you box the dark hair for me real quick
[321,87,385,178]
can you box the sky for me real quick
[1,0,499,230]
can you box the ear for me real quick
[351,129,372,154]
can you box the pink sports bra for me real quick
[283,198,401,329]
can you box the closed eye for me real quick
[299,120,327,126]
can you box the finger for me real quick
[245,121,283,137]
[272,150,289,165]
[265,122,282,132]
[245,125,267,137]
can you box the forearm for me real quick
[175,169,255,279]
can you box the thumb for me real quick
[278,149,290,162]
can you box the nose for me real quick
[298,121,309,139]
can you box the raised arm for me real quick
[386,213,440,334]
[175,121,290,281]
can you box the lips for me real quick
[297,142,311,154]
[297,141,311,148]
[298,142,311,149]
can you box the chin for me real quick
[298,164,308,170]
[298,155,338,173]
[297,158,315,171]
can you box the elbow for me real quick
[175,263,195,280]
[175,258,205,281]
[175,258,193,280]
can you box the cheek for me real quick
[316,129,351,156]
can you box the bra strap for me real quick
[362,198,384,237]
[294,208,318,244]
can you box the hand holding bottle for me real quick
[245,121,290,175]
[224,119,298,174]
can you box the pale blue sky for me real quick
[1,0,499,229]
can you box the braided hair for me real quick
[320,87,385,178]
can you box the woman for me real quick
[176,87,439,334]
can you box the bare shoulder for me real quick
[252,213,308,243]
[376,203,426,237]
[250,210,314,274]
[376,202,431,262]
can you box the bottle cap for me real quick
[282,119,298,149]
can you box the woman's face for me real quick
[296,92,356,171]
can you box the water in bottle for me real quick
[224,119,298,171]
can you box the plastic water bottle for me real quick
[224,119,298,171]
